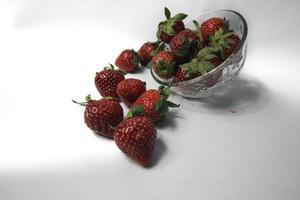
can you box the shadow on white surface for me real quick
[180,74,269,115]
[155,110,182,131]
[91,131,114,141]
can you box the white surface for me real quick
[1,0,300,200]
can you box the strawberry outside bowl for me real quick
[151,9,248,98]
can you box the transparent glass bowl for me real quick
[151,9,248,98]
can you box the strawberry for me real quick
[223,34,240,58]
[174,67,197,82]
[174,47,222,82]
[138,42,158,66]
[200,17,227,41]
[208,28,240,60]
[157,7,187,43]
[130,86,179,122]
[73,95,123,138]
[151,50,177,79]
[114,113,157,166]
[170,29,200,64]
[116,78,146,107]
[95,64,125,98]
[115,49,140,72]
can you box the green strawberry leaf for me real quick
[167,100,180,107]
[154,97,169,120]
[202,54,217,61]
[222,31,233,39]
[172,13,188,21]
[214,28,224,38]
[164,23,176,36]
[151,42,165,57]
[155,98,167,111]
[131,49,140,66]
[197,47,219,58]
[223,18,230,32]
[146,61,153,69]
[164,7,171,19]
[158,86,171,99]
[193,20,200,29]
[195,63,205,75]
[127,105,144,118]
[104,63,114,71]
[219,48,225,60]
[180,63,190,71]
[85,94,92,102]
[202,61,215,72]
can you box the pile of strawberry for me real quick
[74,7,240,167]
[115,7,240,82]
[74,64,179,166]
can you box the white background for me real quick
[1,0,300,199]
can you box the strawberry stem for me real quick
[104,63,114,71]
[72,100,88,106]
[72,94,92,106]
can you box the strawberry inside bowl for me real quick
[151,9,248,98]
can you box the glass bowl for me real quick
[151,9,248,98]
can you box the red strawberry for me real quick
[114,115,157,166]
[200,17,227,41]
[170,29,200,64]
[210,57,223,66]
[95,64,125,98]
[151,50,177,79]
[157,7,187,43]
[138,42,158,66]
[208,28,240,60]
[73,95,123,138]
[174,67,197,82]
[116,78,146,107]
[115,49,140,72]
[223,34,240,59]
[174,47,222,82]
[131,86,179,122]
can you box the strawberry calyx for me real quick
[103,63,115,71]
[150,42,165,57]
[208,20,236,59]
[173,37,200,58]
[193,20,203,41]
[222,17,230,33]
[154,97,169,120]
[157,7,188,39]
[131,49,140,67]
[155,86,180,120]
[146,42,166,69]
[179,47,220,78]
[72,94,92,106]
[158,85,171,99]
[102,63,127,76]
[126,105,144,119]
[154,57,176,78]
